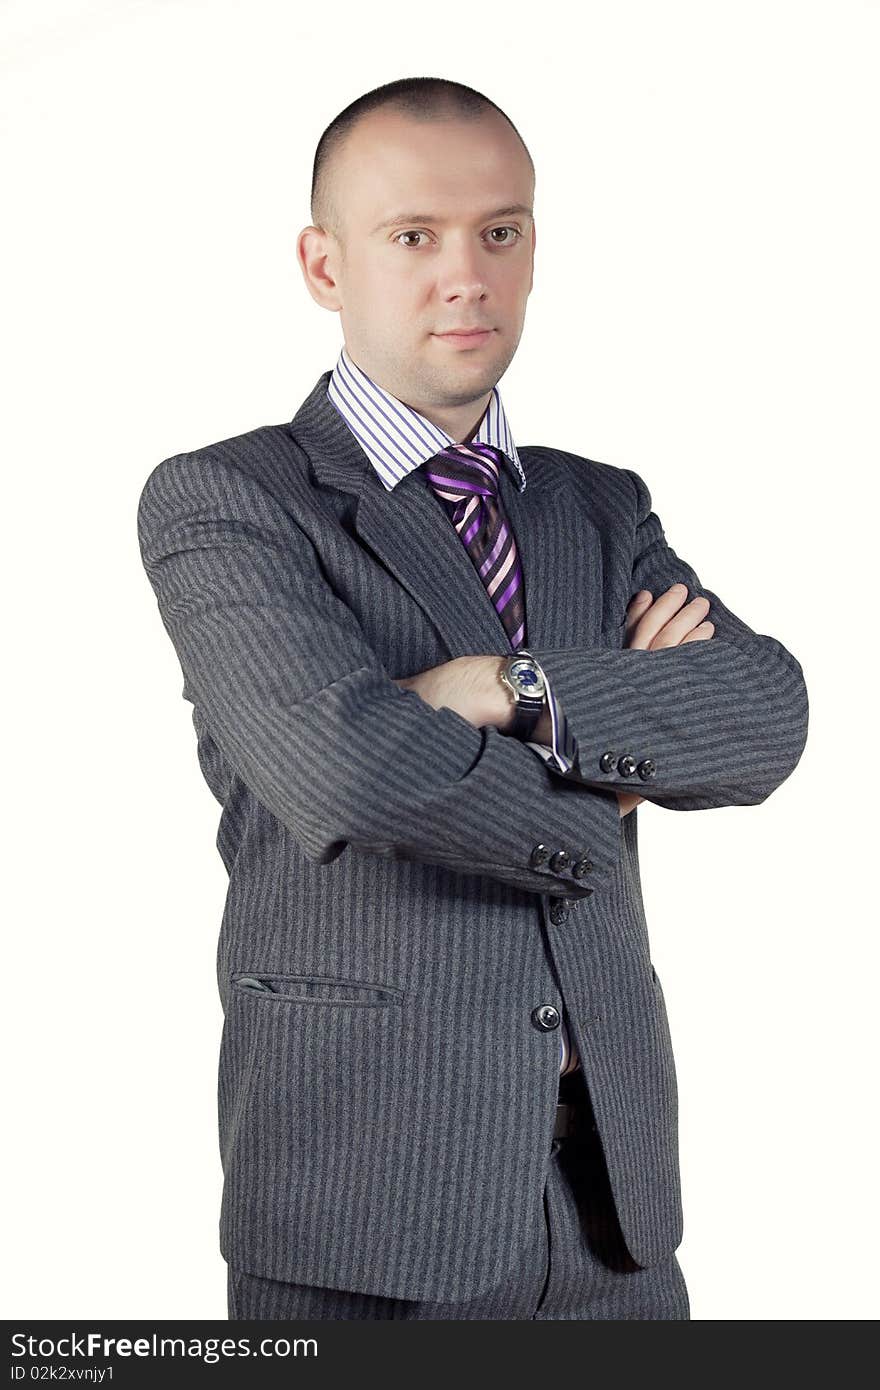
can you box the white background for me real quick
[2,0,877,1321]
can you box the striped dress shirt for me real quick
[327,344,582,1076]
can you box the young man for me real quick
[137,77,808,1320]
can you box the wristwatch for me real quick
[499,649,547,739]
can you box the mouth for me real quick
[432,329,495,348]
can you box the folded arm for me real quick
[526,467,809,810]
[137,454,621,899]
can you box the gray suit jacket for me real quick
[136,370,809,1301]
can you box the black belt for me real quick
[553,1099,599,1141]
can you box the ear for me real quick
[297,225,343,312]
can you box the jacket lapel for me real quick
[288,372,602,659]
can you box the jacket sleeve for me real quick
[136,453,621,898]
[525,466,809,810]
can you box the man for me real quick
[136,77,808,1320]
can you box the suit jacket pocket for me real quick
[219,969,405,1179]
[231,971,404,1007]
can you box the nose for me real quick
[437,235,490,301]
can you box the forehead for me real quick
[337,107,533,229]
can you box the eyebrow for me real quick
[370,204,534,234]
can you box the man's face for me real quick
[307,107,536,417]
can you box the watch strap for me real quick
[502,650,546,740]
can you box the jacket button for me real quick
[599,750,616,773]
[571,857,594,879]
[617,753,638,777]
[529,843,551,868]
[548,849,572,874]
[531,1004,560,1031]
[637,758,656,780]
[549,900,570,925]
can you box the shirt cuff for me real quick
[523,661,580,775]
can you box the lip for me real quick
[433,329,495,347]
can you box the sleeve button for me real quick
[531,1004,560,1031]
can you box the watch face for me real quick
[508,658,546,699]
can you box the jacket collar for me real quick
[288,370,602,658]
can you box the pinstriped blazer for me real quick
[136,369,809,1301]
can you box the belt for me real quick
[553,1099,599,1142]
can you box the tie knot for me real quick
[423,442,506,505]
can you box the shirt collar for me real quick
[326,343,526,493]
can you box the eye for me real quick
[487,226,522,245]
[391,226,524,249]
[393,230,430,248]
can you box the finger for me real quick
[678,620,715,644]
[627,583,691,649]
[624,590,653,642]
[648,595,711,650]
[626,590,653,615]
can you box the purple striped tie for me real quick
[423,440,580,1077]
[423,441,526,648]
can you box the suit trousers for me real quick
[226,1071,690,1321]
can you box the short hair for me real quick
[310,76,534,246]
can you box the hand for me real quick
[625,582,714,650]
[616,582,716,817]
[616,790,644,817]
[392,655,506,727]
